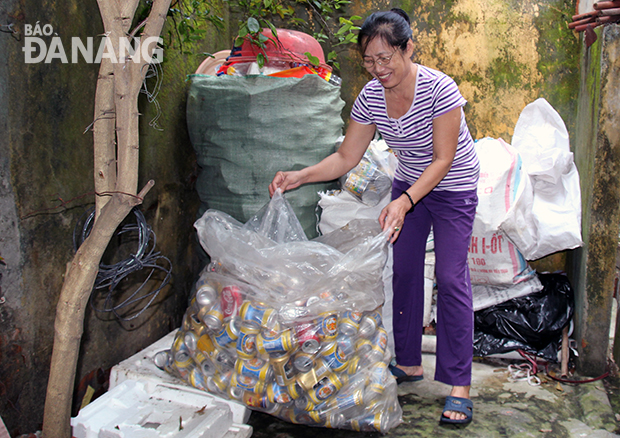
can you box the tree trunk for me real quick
[42,0,171,436]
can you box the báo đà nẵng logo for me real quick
[22,22,163,64]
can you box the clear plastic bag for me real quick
[340,140,397,207]
[155,191,402,432]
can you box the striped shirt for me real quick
[351,65,479,191]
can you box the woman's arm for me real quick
[380,106,461,241]
[269,120,376,196]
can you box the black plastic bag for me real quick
[473,272,574,362]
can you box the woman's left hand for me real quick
[379,196,412,243]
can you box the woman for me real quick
[269,8,479,424]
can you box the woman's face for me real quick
[362,37,414,90]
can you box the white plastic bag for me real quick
[499,98,583,260]
[469,138,536,286]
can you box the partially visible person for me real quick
[269,8,479,424]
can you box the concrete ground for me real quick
[248,352,620,438]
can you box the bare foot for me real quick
[394,364,424,377]
[443,385,471,421]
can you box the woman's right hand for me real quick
[269,170,304,197]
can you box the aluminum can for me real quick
[172,330,185,351]
[270,351,296,386]
[214,317,241,349]
[196,332,216,356]
[283,408,316,425]
[183,330,198,354]
[315,312,338,340]
[320,340,349,372]
[201,302,224,332]
[295,323,321,355]
[372,326,389,353]
[236,321,259,359]
[228,385,244,400]
[243,391,278,413]
[308,411,346,429]
[355,337,373,355]
[296,358,332,391]
[153,349,171,370]
[230,371,265,394]
[220,284,243,318]
[173,351,193,381]
[350,411,389,433]
[335,334,356,358]
[364,344,386,366]
[358,310,382,338]
[194,351,216,376]
[293,351,315,373]
[367,361,389,394]
[287,381,303,400]
[182,301,198,332]
[256,328,295,355]
[266,381,294,405]
[196,333,235,372]
[206,369,232,394]
[213,348,236,372]
[187,310,208,337]
[328,386,364,411]
[307,373,344,405]
[188,365,208,391]
[235,357,274,382]
[173,337,193,370]
[338,310,363,337]
[294,394,315,411]
[346,355,362,375]
[195,283,218,308]
[239,301,277,329]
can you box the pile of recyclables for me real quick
[154,191,403,432]
[199,28,341,85]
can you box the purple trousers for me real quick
[391,179,478,386]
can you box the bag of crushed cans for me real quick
[154,190,402,432]
[340,139,397,207]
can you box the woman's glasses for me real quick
[361,49,398,69]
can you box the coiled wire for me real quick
[74,207,172,321]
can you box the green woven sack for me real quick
[187,74,345,238]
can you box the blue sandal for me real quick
[388,364,424,384]
[440,396,473,424]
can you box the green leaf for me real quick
[335,23,350,35]
[257,52,266,69]
[247,17,260,33]
[327,50,337,61]
[304,52,320,66]
[266,21,278,36]
[345,33,357,43]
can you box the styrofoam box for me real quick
[71,330,252,438]
[108,329,250,425]
[71,379,252,438]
